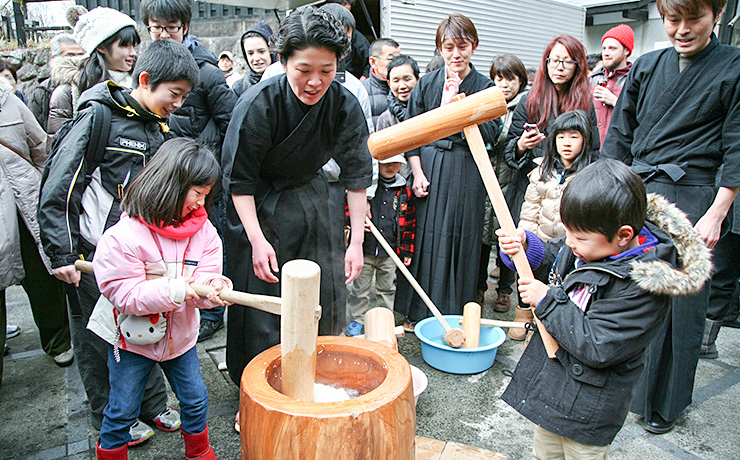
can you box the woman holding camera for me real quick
[503,34,599,337]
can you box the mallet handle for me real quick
[72,260,318,319]
[462,123,559,359]
[367,86,507,161]
[365,218,454,333]
[458,318,527,329]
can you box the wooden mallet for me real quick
[462,302,481,348]
[363,307,402,351]
[365,217,465,348]
[367,86,559,359]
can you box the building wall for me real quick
[381,0,586,72]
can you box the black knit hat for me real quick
[240,22,278,67]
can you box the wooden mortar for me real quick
[240,336,416,460]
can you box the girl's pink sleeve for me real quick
[190,225,233,310]
[94,230,179,316]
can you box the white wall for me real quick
[382,0,585,73]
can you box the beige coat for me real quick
[0,80,50,289]
[519,159,572,241]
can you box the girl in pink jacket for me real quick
[89,138,230,460]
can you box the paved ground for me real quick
[1,278,739,459]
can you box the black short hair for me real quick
[320,3,355,31]
[587,52,603,71]
[133,39,200,90]
[560,159,646,241]
[140,0,192,27]
[387,54,419,79]
[271,7,350,65]
[370,38,400,56]
[540,110,594,181]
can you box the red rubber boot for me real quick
[96,442,128,460]
[183,425,218,460]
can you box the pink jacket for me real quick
[89,214,230,362]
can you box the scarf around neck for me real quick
[140,206,208,240]
[386,91,409,122]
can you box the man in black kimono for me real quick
[602,0,740,434]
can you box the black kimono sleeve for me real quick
[223,84,275,196]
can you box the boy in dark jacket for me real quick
[497,159,711,458]
[345,154,415,336]
[38,39,201,445]
[140,0,237,340]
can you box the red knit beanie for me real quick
[602,24,634,54]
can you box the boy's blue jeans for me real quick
[99,346,208,449]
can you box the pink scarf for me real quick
[140,207,208,240]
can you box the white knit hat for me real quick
[73,7,137,55]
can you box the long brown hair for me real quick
[527,35,591,129]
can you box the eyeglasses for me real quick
[546,58,577,70]
[147,24,185,34]
[373,55,394,61]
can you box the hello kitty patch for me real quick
[118,312,168,345]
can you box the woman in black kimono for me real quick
[395,14,497,330]
[222,7,372,391]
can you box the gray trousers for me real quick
[346,254,397,324]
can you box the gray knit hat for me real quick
[73,7,137,55]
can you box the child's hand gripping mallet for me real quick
[366,87,558,358]
[73,260,322,320]
[365,218,465,348]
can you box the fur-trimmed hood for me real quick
[51,54,85,86]
[630,193,712,296]
[0,78,11,106]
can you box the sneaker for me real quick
[197,318,224,342]
[128,420,155,446]
[3,343,8,356]
[345,321,363,337]
[234,411,240,433]
[152,408,181,431]
[402,320,417,333]
[6,325,20,339]
[53,348,75,367]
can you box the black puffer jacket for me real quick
[501,194,712,446]
[38,81,170,269]
[168,38,236,163]
[361,71,390,130]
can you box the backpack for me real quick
[46,101,112,186]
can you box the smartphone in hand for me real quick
[523,123,540,136]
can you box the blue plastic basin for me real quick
[414,315,506,374]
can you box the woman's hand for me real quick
[251,236,280,283]
[516,127,546,154]
[345,242,364,284]
[518,277,549,307]
[412,173,430,198]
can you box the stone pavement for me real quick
[1,283,739,460]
